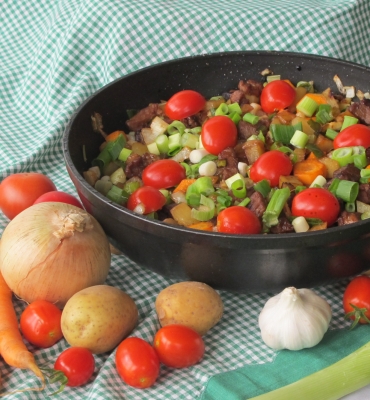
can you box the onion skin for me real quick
[0,202,111,308]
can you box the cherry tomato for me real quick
[249,150,293,187]
[260,80,296,113]
[0,173,56,219]
[333,124,370,149]
[164,90,206,120]
[153,325,205,369]
[201,116,238,155]
[343,275,370,329]
[54,347,95,387]
[127,186,166,214]
[142,159,186,189]
[20,300,63,348]
[33,191,83,209]
[217,206,261,234]
[115,337,160,388]
[291,187,340,227]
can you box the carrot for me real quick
[0,271,45,394]
[293,157,327,186]
[188,221,214,231]
[105,130,126,142]
[173,179,196,194]
[305,93,327,105]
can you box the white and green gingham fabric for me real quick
[1,0,370,399]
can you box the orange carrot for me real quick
[105,130,126,142]
[188,221,214,231]
[0,271,44,393]
[293,157,327,186]
[173,179,197,194]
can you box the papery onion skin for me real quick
[0,202,111,308]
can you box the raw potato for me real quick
[61,285,138,354]
[155,281,223,336]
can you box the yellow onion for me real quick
[0,202,111,308]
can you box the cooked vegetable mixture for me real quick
[84,72,370,235]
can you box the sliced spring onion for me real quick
[292,216,310,233]
[270,122,303,145]
[217,194,232,208]
[361,212,370,220]
[296,96,318,117]
[243,113,259,125]
[345,202,356,212]
[215,103,229,116]
[229,111,241,124]
[315,104,333,124]
[352,146,367,169]
[191,194,215,221]
[147,142,160,155]
[225,173,245,189]
[254,179,271,198]
[295,185,306,194]
[328,178,340,194]
[325,128,339,140]
[156,134,170,154]
[296,80,314,92]
[266,75,281,82]
[181,132,198,149]
[262,187,290,228]
[335,180,359,203]
[118,147,132,162]
[92,146,112,172]
[189,126,202,135]
[237,197,251,207]
[309,175,326,188]
[228,102,242,115]
[186,177,215,206]
[231,179,247,198]
[106,185,129,204]
[341,115,359,131]
[167,133,181,156]
[92,136,125,172]
[167,120,185,135]
[290,130,309,149]
[360,168,370,180]
[331,147,353,167]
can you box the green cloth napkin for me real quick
[200,326,370,400]
[1,0,370,399]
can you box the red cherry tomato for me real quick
[291,187,340,227]
[260,80,296,113]
[33,191,83,209]
[153,324,205,369]
[115,337,160,389]
[249,150,293,187]
[142,159,186,189]
[343,275,370,328]
[217,206,261,235]
[127,186,166,214]
[333,124,370,149]
[54,347,95,387]
[201,116,238,155]
[164,90,206,120]
[0,173,56,219]
[20,300,63,348]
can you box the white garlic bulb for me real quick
[258,287,332,351]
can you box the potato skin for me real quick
[61,285,138,354]
[155,281,223,336]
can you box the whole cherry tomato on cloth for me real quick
[0,172,56,219]
[20,300,63,348]
[127,186,166,214]
[249,150,293,187]
[333,124,370,149]
[33,191,83,209]
[153,324,205,369]
[142,159,186,189]
[260,80,296,114]
[217,206,261,235]
[164,90,206,120]
[291,187,340,227]
[54,347,95,387]
[115,337,160,388]
[201,115,238,155]
[343,275,370,329]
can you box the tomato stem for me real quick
[344,303,370,330]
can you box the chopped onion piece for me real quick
[238,162,249,177]
[133,203,145,215]
[292,216,310,233]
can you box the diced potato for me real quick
[315,134,334,154]
[110,167,126,186]
[243,139,265,164]
[131,141,148,155]
[318,157,340,178]
[150,116,169,136]
[279,175,304,188]
[204,98,225,111]
[170,203,199,226]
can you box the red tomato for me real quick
[291,187,340,227]
[127,186,166,214]
[33,191,83,209]
[343,275,370,328]
[115,337,160,389]
[201,116,238,155]
[153,325,205,369]
[142,159,186,189]
[54,347,95,387]
[20,300,63,348]
[249,150,293,187]
[217,206,261,235]
[164,90,206,120]
[333,124,370,149]
[260,80,296,113]
[0,173,56,219]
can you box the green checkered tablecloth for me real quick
[1,0,370,399]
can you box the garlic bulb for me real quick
[258,287,332,351]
